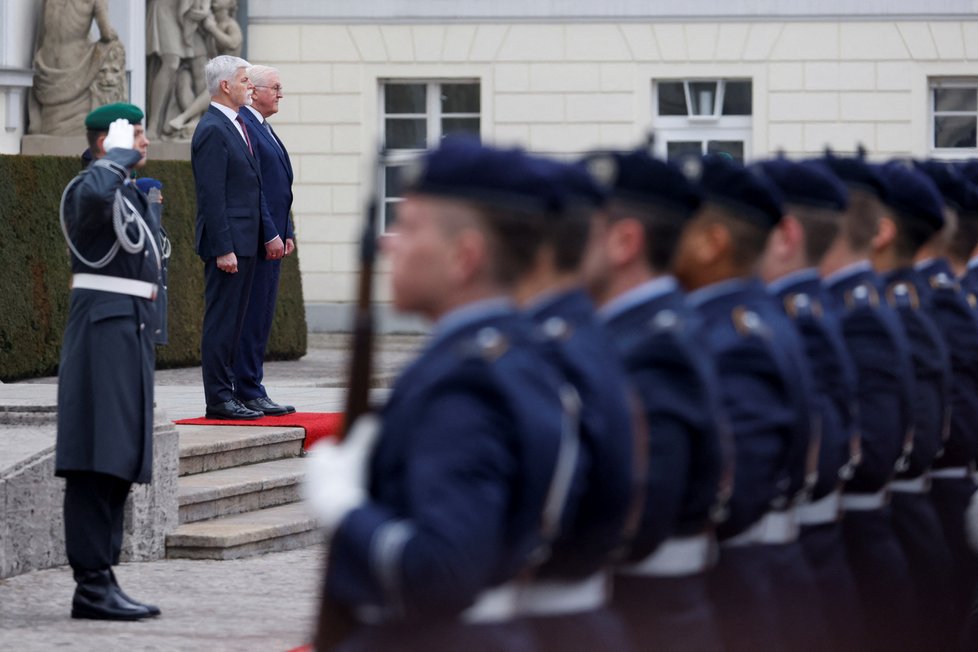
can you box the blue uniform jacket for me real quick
[604,281,726,558]
[526,289,634,579]
[688,279,814,539]
[822,264,916,492]
[881,267,951,479]
[326,304,565,620]
[771,270,858,500]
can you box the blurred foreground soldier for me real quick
[55,103,161,620]
[510,158,635,652]
[958,161,978,306]
[672,154,827,652]
[756,158,867,651]
[872,161,957,648]
[818,151,920,652]
[912,162,978,632]
[580,149,726,652]
[303,139,569,652]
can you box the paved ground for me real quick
[0,333,425,651]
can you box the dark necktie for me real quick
[235,115,253,156]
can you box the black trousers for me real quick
[64,471,132,572]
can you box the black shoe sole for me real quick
[71,605,150,621]
[205,411,263,420]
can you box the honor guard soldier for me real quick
[579,149,727,652]
[912,162,978,619]
[872,161,957,649]
[755,157,868,651]
[509,157,636,652]
[55,103,162,621]
[304,139,572,652]
[818,151,921,652]
[671,154,827,652]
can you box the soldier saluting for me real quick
[55,103,162,621]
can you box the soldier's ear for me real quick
[96,133,108,157]
[872,214,897,253]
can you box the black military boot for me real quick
[71,569,152,621]
[109,568,161,617]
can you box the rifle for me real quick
[313,157,381,651]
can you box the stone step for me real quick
[176,424,305,476]
[177,457,306,524]
[165,502,323,560]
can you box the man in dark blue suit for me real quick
[234,64,296,416]
[580,149,727,652]
[672,154,827,652]
[872,161,957,649]
[191,55,283,420]
[818,151,921,652]
[755,157,867,651]
[304,139,569,652]
[509,157,635,652]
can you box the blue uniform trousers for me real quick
[614,572,723,652]
[526,607,632,652]
[336,620,535,652]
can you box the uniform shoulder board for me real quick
[783,292,822,320]
[929,273,959,292]
[649,309,681,333]
[731,306,770,339]
[885,281,920,310]
[540,316,572,341]
[843,283,879,310]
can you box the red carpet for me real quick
[173,412,343,449]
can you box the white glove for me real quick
[966,488,978,553]
[303,413,381,532]
[102,118,134,151]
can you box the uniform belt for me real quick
[515,571,607,617]
[459,582,519,624]
[722,509,799,547]
[797,490,841,526]
[72,273,157,300]
[618,533,715,577]
[930,466,972,480]
[841,488,889,511]
[889,476,930,494]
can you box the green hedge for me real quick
[0,154,306,382]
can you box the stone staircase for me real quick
[165,424,322,560]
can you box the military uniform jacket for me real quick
[604,281,725,559]
[772,270,858,500]
[914,259,978,469]
[822,264,916,493]
[882,267,951,479]
[326,304,566,621]
[55,148,161,484]
[688,279,814,540]
[527,289,634,579]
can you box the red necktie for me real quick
[235,115,253,156]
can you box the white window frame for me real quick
[651,78,753,162]
[929,78,978,158]
[378,79,481,231]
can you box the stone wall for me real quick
[0,410,179,579]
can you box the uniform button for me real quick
[140,323,145,331]
[144,251,149,257]
[163,285,168,290]
[155,329,161,335]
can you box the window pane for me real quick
[666,141,704,160]
[657,82,687,116]
[441,117,480,139]
[384,84,426,114]
[689,81,718,116]
[707,140,746,162]
[723,81,752,116]
[934,87,978,113]
[935,115,977,148]
[385,118,427,149]
[383,200,400,231]
[441,83,480,113]
[384,165,402,198]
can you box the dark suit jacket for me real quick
[240,107,294,241]
[191,104,275,259]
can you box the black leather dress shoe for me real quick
[110,568,161,617]
[206,399,263,420]
[72,569,152,621]
[242,396,296,416]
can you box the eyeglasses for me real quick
[254,85,284,94]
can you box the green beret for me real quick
[84,103,144,130]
